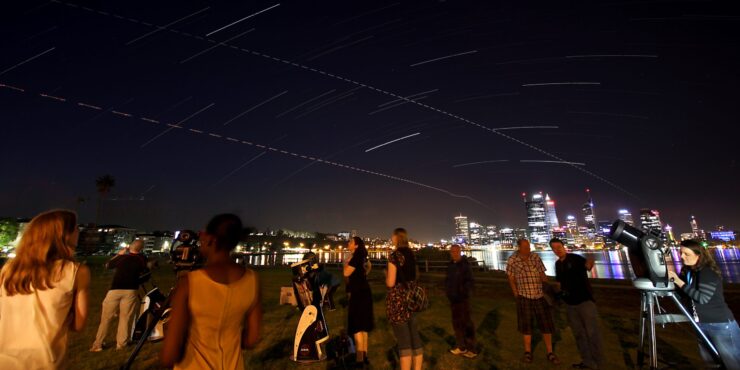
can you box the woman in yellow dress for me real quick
[161,214,262,370]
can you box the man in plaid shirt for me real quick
[506,239,560,364]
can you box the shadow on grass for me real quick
[602,314,637,368]
[372,292,385,303]
[477,307,502,357]
[386,346,398,369]
[606,312,697,370]
[255,338,293,364]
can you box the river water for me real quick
[236,247,740,283]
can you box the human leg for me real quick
[92,291,119,350]
[116,290,139,349]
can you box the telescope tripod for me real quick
[635,279,723,369]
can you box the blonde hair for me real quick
[1,210,78,296]
[393,228,409,248]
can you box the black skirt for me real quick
[348,285,374,334]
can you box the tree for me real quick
[0,218,20,247]
[95,174,116,224]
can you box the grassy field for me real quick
[62,256,740,369]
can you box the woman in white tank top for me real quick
[0,210,91,370]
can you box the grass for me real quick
[64,257,738,369]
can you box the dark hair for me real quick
[351,236,368,260]
[393,228,409,248]
[205,214,243,251]
[680,239,722,278]
[549,238,564,247]
[516,238,529,247]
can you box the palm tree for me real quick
[95,175,116,224]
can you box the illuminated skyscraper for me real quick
[524,192,549,244]
[690,215,706,240]
[545,194,560,231]
[454,215,469,244]
[665,224,676,244]
[582,189,597,237]
[640,209,666,243]
[565,215,578,246]
[618,209,634,226]
[469,221,483,245]
[485,225,498,245]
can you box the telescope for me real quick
[607,220,722,369]
[608,220,669,288]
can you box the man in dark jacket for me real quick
[445,244,477,358]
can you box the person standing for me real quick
[0,209,91,369]
[160,214,262,369]
[90,239,149,351]
[386,228,423,370]
[506,238,560,364]
[668,239,740,369]
[550,238,604,369]
[445,244,477,358]
[344,236,374,367]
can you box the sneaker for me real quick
[449,347,468,356]
[89,347,103,352]
[522,352,533,363]
[462,351,478,359]
[547,352,561,365]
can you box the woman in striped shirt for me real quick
[668,239,740,369]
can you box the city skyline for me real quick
[1,1,738,241]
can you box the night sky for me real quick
[1,0,739,241]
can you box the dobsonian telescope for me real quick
[289,254,330,363]
[608,220,724,369]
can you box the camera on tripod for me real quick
[169,230,203,272]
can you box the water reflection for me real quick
[235,247,740,283]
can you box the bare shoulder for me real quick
[77,263,91,276]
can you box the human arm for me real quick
[505,257,518,296]
[386,262,397,288]
[365,260,372,275]
[585,256,595,271]
[343,254,358,278]
[343,264,355,278]
[71,264,91,332]
[464,262,475,293]
[508,274,518,297]
[538,255,548,282]
[242,274,262,349]
[106,249,127,269]
[668,271,685,287]
[676,269,720,305]
[160,274,190,367]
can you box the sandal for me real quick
[547,352,561,365]
[522,352,533,363]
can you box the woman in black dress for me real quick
[344,236,374,365]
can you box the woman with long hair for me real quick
[160,214,262,370]
[344,236,374,366]
[668,239,740,368]
[385,228,423,370]
[0,209,91,369]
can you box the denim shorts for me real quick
[392,315,423,357]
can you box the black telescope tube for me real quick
[609,220,643,248]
